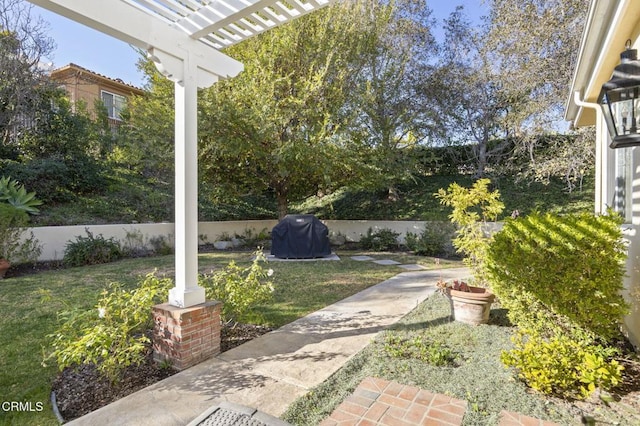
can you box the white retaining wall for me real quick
[24,220,440,262]
[22,219,507,262]
[26,221,273,262]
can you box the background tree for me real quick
[0,0,54,149]
[346,0,438,200]
[0,0,110,203]
[434,7,518,177]
[198,0,377,219]
[484,0,593,188]
[114,58,175,180]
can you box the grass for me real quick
[283,295,579,426]
[0,250,459,425]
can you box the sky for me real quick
[33,0,488,89]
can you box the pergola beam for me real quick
[27,0,243,80]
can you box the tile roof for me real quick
[50,62,143,92]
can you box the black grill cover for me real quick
[271,214,331,259]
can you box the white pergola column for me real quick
[148,49,222,308]
[168,54,205,308]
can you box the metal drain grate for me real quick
[188,402,291,426]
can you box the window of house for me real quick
[100,90,127,120]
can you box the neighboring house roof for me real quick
[50,63,144,96]
[565,0,640,127]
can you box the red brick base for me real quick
[152,300,222,371]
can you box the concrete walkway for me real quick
[67,267,470,426]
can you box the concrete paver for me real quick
[398,264,426,271]
[66,267,470,426]
[350,255,375,261]
[266,254,341,262]
[371,259,401,266]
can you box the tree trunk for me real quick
[474,142,487,178]
[276,190,288,221]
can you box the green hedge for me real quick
[487,211,628,341]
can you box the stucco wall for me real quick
[622,225,640,348]
[24,220,432,262]
[20,220,505,262]
[25,221,276,262]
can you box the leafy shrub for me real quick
[383,333,455,366]
[148,235,173,255]
[435,179,504,283]
[502,331,623,399]
[121,228,149,258]
[0,176,43,214]
[0,158,75,203]
[359,227,400,251]
[0,204,42,264]
[487,211,628,341]
[237,228,271,249]
[63,229,123,267]
[488,211,628,399]
[405,222,455,256]
[46,274,172,381]
[0,178,43,265]
[199,250,274,325]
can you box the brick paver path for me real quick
[319,377,466,426]
[319,377,563,426]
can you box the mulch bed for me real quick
[51,323,273,422]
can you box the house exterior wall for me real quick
[566,0,640,348]
[604,37,640,349]
[50,64,144,122]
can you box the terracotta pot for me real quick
[446,286,495,325]
[0,258,10,279]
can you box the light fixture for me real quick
[598,40,640,149]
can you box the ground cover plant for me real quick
[283,295,640,425]
[0,250,453,425]
[30,172,594,226]
[293,174,594,222]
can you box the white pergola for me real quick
[28,0,332,308]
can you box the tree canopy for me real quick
[195,0,438,217]
[0,0,54,149]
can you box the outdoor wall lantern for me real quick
[599,40,640,149]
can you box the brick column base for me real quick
[152,300,222,371]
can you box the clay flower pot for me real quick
[437,280,495,325]
[0,258,10,279]
[447,286,495,325]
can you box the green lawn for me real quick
[0,251,457,425]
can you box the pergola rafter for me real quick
[126,0,330,48]
[28,0,335,308]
